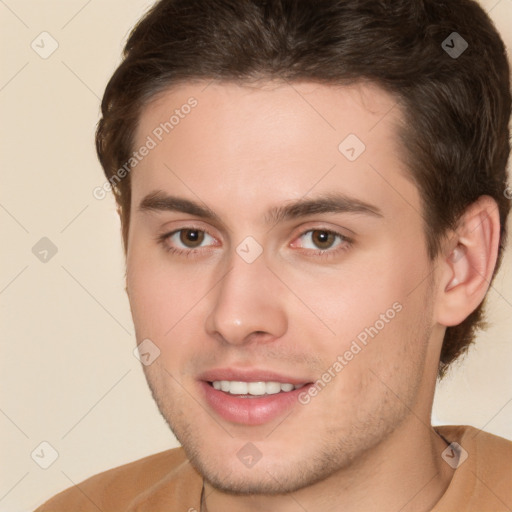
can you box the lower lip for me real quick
[199,381,310,425]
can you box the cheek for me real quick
[126,246,218,372]
[293,248,432,391]
[127,266,197,376]
[288,254,415,345]
[126,247,185,338]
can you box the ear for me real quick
[434,195,501,327]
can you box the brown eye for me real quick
[290,228,350,255]
[159,227,217,255]
[311,230,337,250]
[179,229,205,248]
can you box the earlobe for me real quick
[435,196,500,327]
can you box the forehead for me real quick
[134,80,403,152]
[131,80,419,223]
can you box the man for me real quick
[35,0,512,510]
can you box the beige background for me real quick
[0,1,511,510]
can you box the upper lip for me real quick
[198,368,312,385]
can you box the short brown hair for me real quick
[95,0,511,377]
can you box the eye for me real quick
[157,226,351,259]
[300,230,340,250]
[157,228,217,255]
[291,229,351,256]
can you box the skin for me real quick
[125,80,499,512]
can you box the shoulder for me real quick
[437,424,512,467]
[33,446,202,511]
[433,425,512,511]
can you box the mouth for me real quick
[209,380,306,397]
[197,369,313,425]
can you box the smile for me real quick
[198,369,314,425]
[210,380,305,396]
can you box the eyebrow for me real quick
[138,190,383,225]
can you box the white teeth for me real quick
[211,380,299,396]
[266,382,281,394]
[228,381,248,395]
[247,382,266,395]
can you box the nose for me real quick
[205,250,288,346]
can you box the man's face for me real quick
[126,81,440,494]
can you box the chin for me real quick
[188,451,331,496]
[180,428,363,496]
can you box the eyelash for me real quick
[156,227,353,260]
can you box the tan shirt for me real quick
[34,425,512,511]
